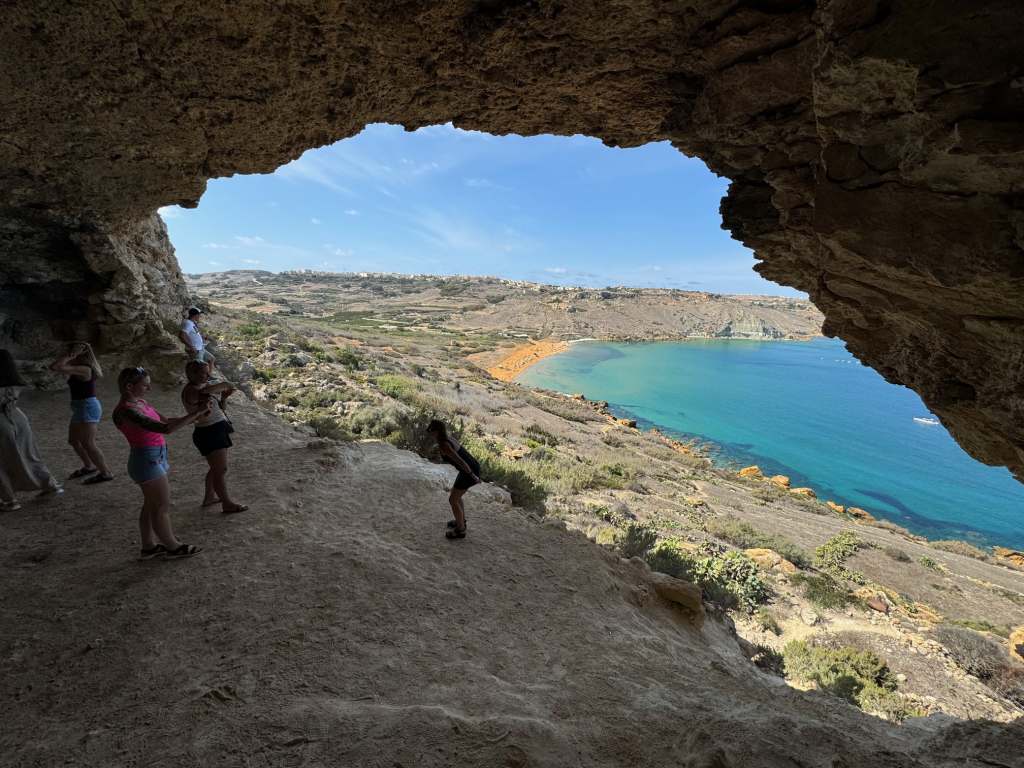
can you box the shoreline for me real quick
[489,334,822,383]
[485,339,570,381]
[501,342,1023,554]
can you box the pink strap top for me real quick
[114,400,166,448]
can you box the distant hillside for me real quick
[187,270,823,341]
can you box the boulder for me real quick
[790,487,817,499]
[826,500,845,514]
[648,572,704,624]
[993,547,1024,570]
[738,465,762,479]
[855,589,892,615]
[800,609,820,626]
[846,506,875,522]
[744,548,799,575]
[1010,626,1024,664]
[769,475,791,489]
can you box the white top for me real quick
[181,319,204,351]
[195,392,227,428]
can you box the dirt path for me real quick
[1,382,1021,766]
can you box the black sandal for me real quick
[138,544,166,560]
[446,519,467,528]
[69,467,97,479]
[445,527,467,539]
[165,543,202,559]
[82,473,114,485]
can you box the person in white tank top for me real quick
[181,361,247,514]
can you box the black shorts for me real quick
[192,420,234,457]
[453,455,481,491]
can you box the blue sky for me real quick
[160,123,799,296]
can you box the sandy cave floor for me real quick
[2,380,1023,768]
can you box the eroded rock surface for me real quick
[1,1,1022,478]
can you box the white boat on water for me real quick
[913,417,940,426]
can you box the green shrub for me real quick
[706,516,810,568]
[618,522,658,559]
[782,641,920,721]
[385,408,454,457]
[335,348,363,370]
[947,619,1009,637]
[523,423,559,447]
[789,573,853,611]
[646,542,769,611]
[587,462,633,490]
[237,322,267,339]
[814,531,862,570]
[752,644,785,676]
[754,607,782,635]
[296,387,354,409]
[463,437,547,511]
[918,555,941,571]
[645,540,695,581]
[375,374,421,402]
[814,531,867,583]
[306,414,350,441]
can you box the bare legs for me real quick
[69,422,110,476]
[68,422,94,471]
[201,449,245,513]
[138,475,180,550]
[448,487,467,531]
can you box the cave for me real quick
[3,1,1022,479]
[4,2,1024,763]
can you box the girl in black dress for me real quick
[427,419,480,539]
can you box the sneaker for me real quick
[36,485,64,497]
[1,500,22,512]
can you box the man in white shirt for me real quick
[179,307,216,374]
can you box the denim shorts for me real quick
[127,445,169,484]
[70,397,102,424]
[193,348,214,364]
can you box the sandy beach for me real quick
[485,339,570,381]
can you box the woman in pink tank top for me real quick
[113,367,209,560]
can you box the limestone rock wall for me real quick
[1,1,1022,479]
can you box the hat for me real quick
[0,350,26,387]
[187,306,202,317]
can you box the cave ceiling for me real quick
[1,0,1022,480]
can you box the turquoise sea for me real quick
[519,337,1024,550]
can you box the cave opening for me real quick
[159,123,1024,550]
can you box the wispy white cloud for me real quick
[332,248,353,258]
[158,206,182,219]
[344,209,359,216]
[202,242,234,250]
[311,217,321,225]
[240,258,262,265]
[545,267,568,274]
[208,261,221,266]
[277,153,354,195]
[234,235,265,246]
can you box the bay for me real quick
[519,337,1024,550]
